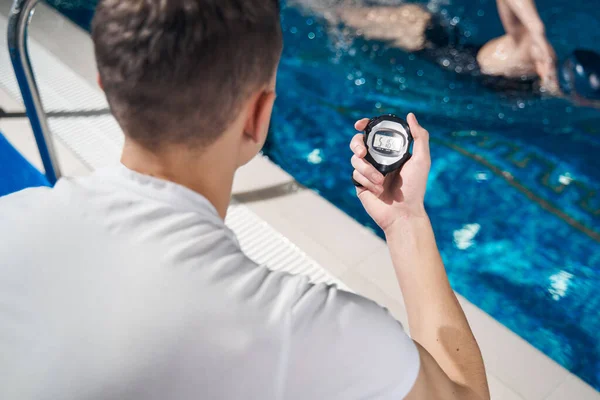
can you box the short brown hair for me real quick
[92,0,282,150]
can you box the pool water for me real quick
[269,0,600,390]
[47,0,600,391]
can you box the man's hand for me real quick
[350,113,431,231]
[531,35,559,93]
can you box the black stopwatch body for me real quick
[353,114,413,187]
[363,115,413,176]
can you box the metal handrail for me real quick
[7,0,61,184]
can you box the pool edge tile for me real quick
[545,374,600,400]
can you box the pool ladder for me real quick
[7,0,61,184]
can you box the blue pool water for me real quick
[47,0,600,390]
[269,0,600,389]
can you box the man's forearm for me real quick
[385,215,488,398]
[499,0,545,36]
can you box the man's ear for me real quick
[243,89,277,144]
[97,74,104,91]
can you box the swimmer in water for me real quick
[290,0,600,106]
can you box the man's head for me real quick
[92,0,282,163]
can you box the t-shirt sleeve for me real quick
[283,280,420,400]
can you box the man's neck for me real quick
[120,139,235,219]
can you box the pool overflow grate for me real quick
[0,13,345,287]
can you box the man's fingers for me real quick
[353,170,383,196]
[350,134,367,158]
[407,113,431,164]
[351,155,385,186]
[354,118,370,131]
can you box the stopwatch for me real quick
[353,114,413,187]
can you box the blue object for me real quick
[8,0,62,184]
[0,133,49,197]
[560,49,600,101]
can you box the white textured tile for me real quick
[354,244,404,302]
[232,155,294,195]
[1,82,91,178]
[256,189,384,268]
[246,200,349,280]
[546,374,600,400]
[488,374,524,400]
[26,2,98,87]
[458,297,568,400]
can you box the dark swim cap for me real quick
[559,49,600,101]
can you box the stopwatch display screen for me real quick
[373,132,404,153]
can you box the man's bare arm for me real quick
[386,216,489,400]
[497,0,545,37]
[350,115,489,399]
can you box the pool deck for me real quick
[0,1,598,399]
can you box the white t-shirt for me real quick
[0,165,419,400]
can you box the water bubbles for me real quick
[307,149,323,164]
[348,48,356,56]
[399,77,406,84]
[477,9,485,17]
[517,101,526,109]
[290,27,298,34]
[355,78,366,86]
[475,172,489,182]
[464,31,472,38]
[451,16,461,25]
[376,78,383,86]
[306,18,314,26]
[361,44,369,52]
[375,102,382,109]
[442,59,450,67]
[466,103,474,110]
[558,173,574,185]
[347,73,354,80]
[449,82,456,90]
[548,271,573,301]
[396,65,405,73]
[417,70,424,77]
[443,96,450,103]
[408,54,416,61]
[498,113,505,119]
[455,66,463,73]
[453,223,481,250]
[308,32,316,39]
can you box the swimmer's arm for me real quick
[498,0,545,37]
[386,217,490,400]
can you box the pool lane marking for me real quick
[469,132,600,217]
[431,138,600,243]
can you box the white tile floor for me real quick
[0,2,598,399]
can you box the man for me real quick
[0,1,489,399]
[292,0,560,92]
